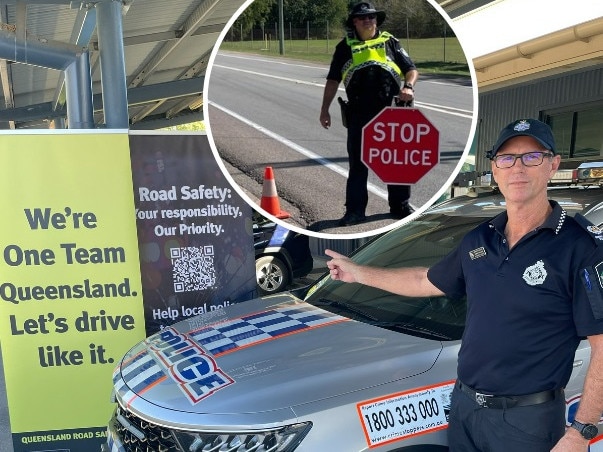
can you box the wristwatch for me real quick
[571,420,598,440]
[403,82,414,91]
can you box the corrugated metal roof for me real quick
[0,0,246,129]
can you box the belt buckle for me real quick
[475,392,492,408]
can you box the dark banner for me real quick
[129,132,256,335]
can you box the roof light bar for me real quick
[576,162,603,183]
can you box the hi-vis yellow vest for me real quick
[342,31,402,92]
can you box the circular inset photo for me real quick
[205,0,477,238]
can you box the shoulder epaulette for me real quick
[574,213,603,245]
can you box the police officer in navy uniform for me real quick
[320,2,419,226]
[325,118,603,451]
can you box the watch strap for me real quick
[571,420,598,440]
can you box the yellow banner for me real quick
[0,132,145,435]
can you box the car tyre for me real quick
[256,255,290,295]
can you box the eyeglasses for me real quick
[491,151,554,169]
[356,14,376,20]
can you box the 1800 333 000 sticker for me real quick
[357,380,455,448]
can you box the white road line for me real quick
[209,100,389,200]
[212,63,473,119]
[218,52,326,70]
[213,63,327,87]
[218,52,471,90]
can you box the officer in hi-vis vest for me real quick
[320,2,419,227]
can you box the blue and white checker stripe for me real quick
[190,305,347,355]
[114,350,167,403]
[105,434,123,452]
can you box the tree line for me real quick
[233,0,454,39]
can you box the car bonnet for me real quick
[114,295,443,418]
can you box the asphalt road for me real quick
[206,51,476,236]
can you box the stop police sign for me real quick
[361,107,439,185]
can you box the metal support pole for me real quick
[65,50,94,128]
[95,0,129,129]
[278,0,284,55]
[307,21,309,51]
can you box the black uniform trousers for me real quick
[345,104,410,216]
[447,383,566,451]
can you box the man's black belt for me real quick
[457,381,560,409]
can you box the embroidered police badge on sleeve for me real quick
[574,214,603,244]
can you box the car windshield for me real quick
[303,187,603,341]
[304,213,489,341]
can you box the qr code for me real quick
[170,246,216,292]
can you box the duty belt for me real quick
[457,380,561,409]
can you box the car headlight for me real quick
[172,422,312,452]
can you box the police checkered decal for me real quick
[114,352,166,404]
[344,60,401,89]
[190,305,347,356]
[555,209,566,234]
[106,435,119,452]
[113,304,348,405]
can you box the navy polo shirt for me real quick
[427,201,603,396]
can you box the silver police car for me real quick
[105,184,603,452]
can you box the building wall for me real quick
[475,64,603,171]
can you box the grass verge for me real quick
[219,37,470,76]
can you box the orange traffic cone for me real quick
[260,166,290,219]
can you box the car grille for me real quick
[110,405,311,452]
[112,405,180,451]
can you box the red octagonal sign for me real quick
[362,107,439,185]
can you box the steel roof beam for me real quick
[0,76,204,122]
[127,0,220,88]
[98,77,205,109]
[133,48,209,122]
[90,23,227,49]
[129,109,204,130]
[0,23,82,70]
[0,101,62,121]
